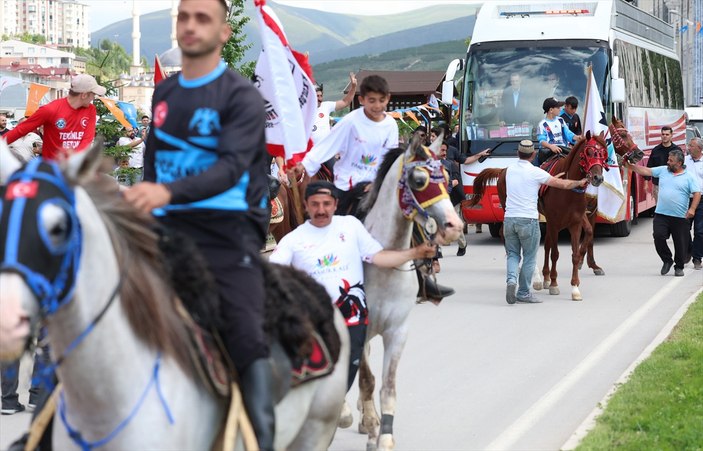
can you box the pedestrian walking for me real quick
[646,126,682,202]
[684,137,703,269]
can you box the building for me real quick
[0,0,90,49]
[638,0,703,106]
[0,39,75,68]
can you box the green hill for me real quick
[313,40,469,101]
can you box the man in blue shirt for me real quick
[625,149,701,276]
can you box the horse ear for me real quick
[0,139,23,184]
[407,132,422,159]
[586,130,592,140]
[63,138,106,185]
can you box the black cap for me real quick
[305,180,338,200]
[543,97,565,113]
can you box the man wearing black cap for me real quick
[536,97,580,166]
[270,181,436,392]
[504,140,588,304]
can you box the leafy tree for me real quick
[73,40,132,81]
[2,33,46,44]
[222,0,255,78]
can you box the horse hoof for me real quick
[378,434,395,451]
[571,287,582,301]
[549,286,560,295]
[594,268,605,276]
[533,281,543,291]
[366,442,377,451]
[338,402,353,429]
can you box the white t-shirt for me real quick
[302,108,399,191]
[9,132,42,162]
[505,159,551,219]
[312,101,336,144]
[117,136,145,168]
[684,154,703,195]
[269,215,383,326]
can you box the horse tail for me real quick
[467,168,505,207]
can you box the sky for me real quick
[87,0,482,32]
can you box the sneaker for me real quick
[1,403,25,415]
[674,268,684,277]
[456,246,466,257]
[516,293,543,304]
[506,283,517,305]
[694,259,702,270]
[660,260,673,275]
[27,403,36,412]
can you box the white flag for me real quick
[582,66,626,222]
[582,67,608,138]
[0,76,22,94]
[254,0,316,166]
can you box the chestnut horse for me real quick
[579,117,645,274]
[469,132,608,300]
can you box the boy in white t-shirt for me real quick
[269,181,436,392]
[297,75,399,215]
[536,97,581,166]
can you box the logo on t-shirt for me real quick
[318,112,324,118]
[360,154,378,166]
[154,101,168,128]
[316,254,340,268]
[55,118,66,130]
[80,117,88,128]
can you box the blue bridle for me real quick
[0,158,82,315]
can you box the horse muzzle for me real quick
[590,174,605,187]
[0,273,38,361]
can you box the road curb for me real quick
[561,285,703,450]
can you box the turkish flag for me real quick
[154,54,166,85]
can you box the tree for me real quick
[222,0,255,78]
[2,33,46,44]
[73,40,132,81]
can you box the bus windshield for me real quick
[462,41,609,154]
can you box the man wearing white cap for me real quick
[504,140,587,304]
[3,74,105,160]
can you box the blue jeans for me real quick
[504,217,541,298]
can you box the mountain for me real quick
[90,1,477,66]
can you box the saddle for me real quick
[538,154,566,198]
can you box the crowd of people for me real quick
[1,2,702,450]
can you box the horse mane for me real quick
[466,168,505,207]
[82,175,196,378]
[357,146,406,217]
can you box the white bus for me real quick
[443,0,685,237]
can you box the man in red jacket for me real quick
[4,74,105,160]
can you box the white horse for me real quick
[0,140,349,451]
[351,136,463,450]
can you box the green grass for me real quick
[576,292,703,451]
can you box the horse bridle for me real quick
[397,149,450,241]
[578,137,609,178]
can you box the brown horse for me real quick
[469,132,609,300]
[579,117,645,274]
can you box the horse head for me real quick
[397,134,462,245]
[576,131,608,187]
[0,140,105,360]
[609,116,644,164]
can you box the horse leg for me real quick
[570,222,584,301]
[547,225,560,295]
[542,238,551,290]
[374,327,409,451]
[358,342,380,444]
[584,213,604,275]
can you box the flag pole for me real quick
[583,64,593,135]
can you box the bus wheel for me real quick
[611,194,635,237]
[489,222,502,238]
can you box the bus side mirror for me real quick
[441,58,464,105]
[611,78,626,104]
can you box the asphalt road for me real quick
[1,219,700,450]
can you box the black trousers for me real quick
[346,324,367,392]
[159,214,269,373]
[653,213,691,270]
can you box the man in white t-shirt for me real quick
[269,181,436,392]
[8,117,42,163]
[116,127,145,168]
[312,72,357,144]
[504,140,587,304]
[297,75,399,215]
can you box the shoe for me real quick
[420,276,455,299]
[660,260,673,275]
[694,259,702,270]
[456,246,466,257]
[27,403,36,412]
[674,268,684,277]
[506,283,517,304]
[239,359,275,451]
[516,293,543,304]
[1,403,25,415]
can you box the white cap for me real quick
[71,74,107,96]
